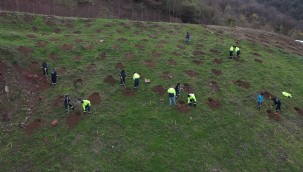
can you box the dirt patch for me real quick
[43,18,56,26]
[73,78,83,88]
[73,55,82,62]
[23,14,35,23]
[152,85,166,96]
[213,58,222,64]
[86,45,95,50]
[263,91,274,99]
[95,29,101,33]
[192,60,203,65]
[234,80,250,89]
[155,44,164,49]
[152,51,162,57]
[294,107,303,116]
[50,38,59,43]
[183,83,195,93]
[53,28,61,34]
[192,51,205,56]
[177,100,189,113]
[73,30,82,34]
[104,75,116,85]
[53,95,64,107]
[185,70,199,78]
[75,39,83,43]
[168,60,177,66]
[24,119,42,135]
[57,67,67,74]
[61,44,73,51]
[87,63,97,70]
[211,69,223,76]
[115,62,125,70]
[210,81,220,92]
[125,52,135,60]
[195,44,204,49]
[254,59,263,63]
[135,44,145,50]
[37,41,48,47]
[267,109,281,121]
[32,26,39,32]
[253,52,261,57]
[123,88,134,96]
[16,46,33,54]
[117,37,127,42]
[26,34,37,39]
[160,71,173,80]
[2,114,9,123]
[66,111,81,129]
[97,53,107,61]
[172,51,181,56]
[88,92,101,105]
[206,98,221,109]
[49,54,59,61]
[210,49,221,54]
[177,45,185,49]
[112,45,120,50]
[144,60,156,68]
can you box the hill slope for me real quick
[0,12,303,171]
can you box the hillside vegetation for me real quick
[0,12,303,171]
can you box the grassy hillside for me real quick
[0,12,303,171]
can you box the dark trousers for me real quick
[85,105,91,112]
[188,99,196,107]
[42,68,48,75]
[236,51,240,56]
[120,77,126,85]
[134,79,139,88]
[65,103,74,112]
[276,103,281,111]
[52,76,57,84]
[229,51,233,58]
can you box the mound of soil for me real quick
[206,98,221,109]
[123,88,134,96]
[294,107,303,116]
[152,85,166,96]
[263,91,274,99]
[66,111,81,129]
[267,109,281,121]
[152,51,162,57]
[195,44,204,49]
[16,46,33,54]
[50,38,59,43]
[172,51,181,56]
[185,70,199,78]
[53,95,64,107]
[213,58,222,64]
[177,100,189,113]
[73,31,81,34]
[57,67,66,74]
[168,60,177,66]
[183,83,195,93]
[177,45,185,49]
[160,72,173,80]
[24,119,42,135]
[87,63,97,70]
[211,69,223,76]
[23,14,35,23]
[210,49,221,54]
[135,44,145,50]
[254,59,263,63]
[125,52,135,60]
[97,53,107,61]
[117,37,127,42]
[86,45,95,50]
[53,28,61,34]
[61,44,73,51]
[104,75,116,85]
[75,39,83,43]
[88,92,101,105]
[112,45,120,50]
[193,51,205,56]
[155,44,164,49]
[73,55,82,62]
[2,114,9,123]
[144,60,156,68]
[73,78,83,88]
[210,81,220,92]
[96,29,101,33]
[115,62,125,70]
[49,54,59,61]
[192,60,203,65]
[234,80,250,89]
[253,52,261,57]
[26,34,37,39]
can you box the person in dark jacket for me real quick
[41,61,48,76]
[186,32,190,44]
[175,83,181,100]
[64,94,74,112]
[51,68,57,86]
[272,97,281,112]
[120,69,126,86]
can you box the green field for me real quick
[0,12,303,171]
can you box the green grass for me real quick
[0,12,303,171]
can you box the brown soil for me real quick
[160,71,173,80]
[66,111,81,129]
[135,44,145,50]
[53,28,61,34]
[87,63,97,70]
[26,34,37,39]
[16,46,33,54]
[195,44,204,49]
[86,45,95,50]
[234,80,250,89]
[172,51,181,56]
[73,31,82,34]
[24,119,42,135]
[2,114,9,123]
[73,78,83,88]
[183,83,195,93]
[88,92,101,105]
[152,85,166,96]
[168,60,177,66]
[211,69,223,76]
[210,49,221,54]
[152,51,162,57]
[50,38,60,43]
[144,60,156,68]
[36,41,48,47]
[32,26,39,32]
[61,44,73,51]
[177,45,185,49]
[192,51,205,56]
[192,60,203,65]
[117,37,127,42]
[96,29,101,33]
[57,67,66,74]
[23,14,35,23]
[253,52,261,57]
[254,59,263,63]
[213,58,222,64]
[115,62,125,70]
[125,52,135,60]
[43,18,56,26]
[123,88,135,96]
[294,107,303,116]
[267,109,281,121]
[53,95,64,107]
[206,98,221,109]
[104,75,116,85]
[185,70,199,78]
[73,55,82,62]
[210,81,220,92]
[49,54,59,61]
[263,91,274,99]
[112,45,120,50]
[155,44,164,49]
[177,100,189,113]
[75,39,83,43]
[97,53,107,61]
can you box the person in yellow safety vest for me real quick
[167,87,176,106]
[188,93,197,107]
[133,72,140,91]
[81,100,91,115]
[229,46,235,59]
[282,92,292,98]
[235,47,240,58]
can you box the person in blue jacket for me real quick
[257,92,264,110]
